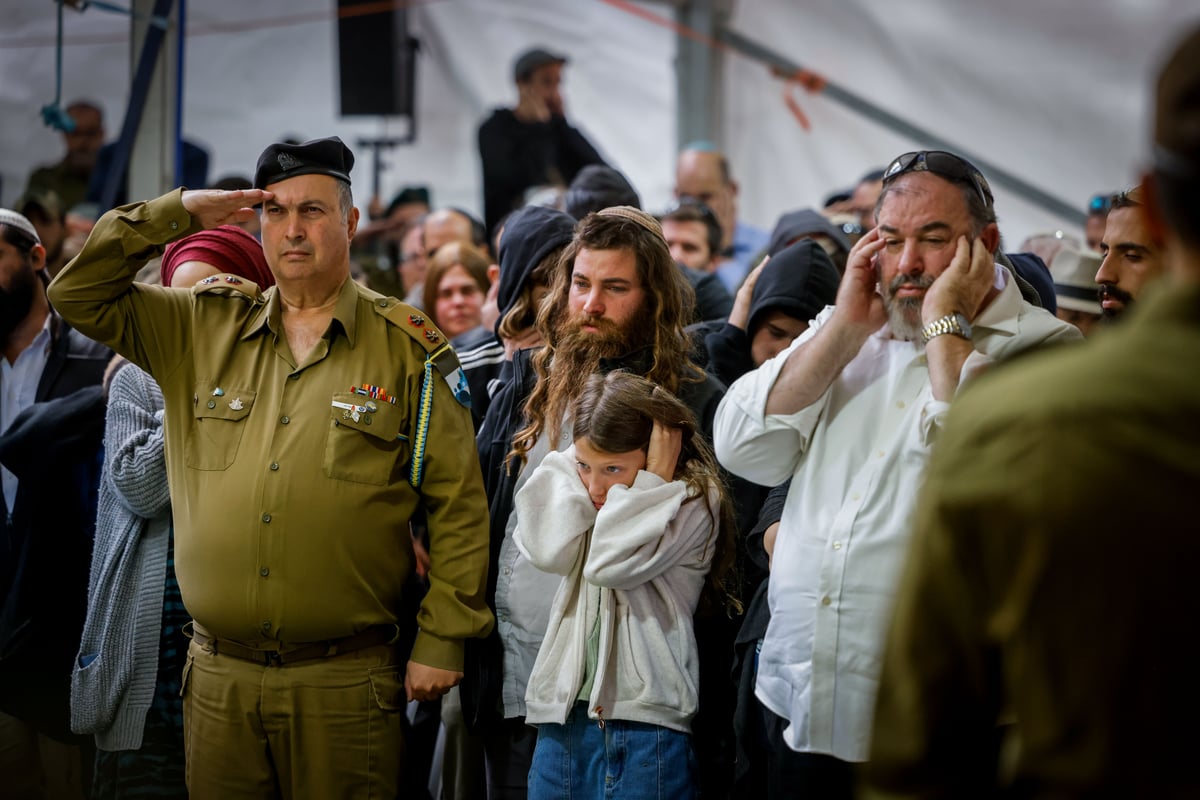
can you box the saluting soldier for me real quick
[48,137,493,798]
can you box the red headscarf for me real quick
[160,225,274,288]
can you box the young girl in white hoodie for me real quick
[514,370,736,800]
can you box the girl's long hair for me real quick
[571,370,739,615]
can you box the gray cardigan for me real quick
[71,361,172,750]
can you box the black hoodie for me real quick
[695,239,839,386]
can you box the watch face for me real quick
[954,313,973,338]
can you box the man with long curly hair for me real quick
[472,206,727,799]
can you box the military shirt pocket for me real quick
[323,392,408,486]
[185,383,256,471]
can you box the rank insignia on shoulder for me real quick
[424,329,440,343]
[225,276,243,284]
[200,276,220,285]
[409,314,425,327]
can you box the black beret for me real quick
[253,136,354,190]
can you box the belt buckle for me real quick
[265,650,284,666]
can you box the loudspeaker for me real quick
[336,0,418,117]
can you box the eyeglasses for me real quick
[883,150,994,209]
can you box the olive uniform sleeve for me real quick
[382,305,495,671]
[47,189,205,376]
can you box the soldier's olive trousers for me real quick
[181,639,407,799]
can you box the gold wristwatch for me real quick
[920,312,972,344]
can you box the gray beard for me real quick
[885,296,924,341]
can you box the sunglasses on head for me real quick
[1088,193,1113,214]
[664,198,721,230]
[883,150,994,208]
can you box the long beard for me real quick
[554,312,634,362]
[882,273,934,341]
[0,265,37,339]
[539,310,651,440]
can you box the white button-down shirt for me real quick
[714,267,1080,761]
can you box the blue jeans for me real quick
[528,703,697,800]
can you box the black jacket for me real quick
[0,314,110,740]
[478,109,605,238]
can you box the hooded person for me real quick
[690,238,840,386]
[767,208,852,271]
[453,205,578,431]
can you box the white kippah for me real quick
[0,209,41,245]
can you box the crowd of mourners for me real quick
[1,27,1198,800]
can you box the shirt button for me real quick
[280,415,290,424]
[206,400,216,409]
[876,450,886,459]
[262,513,272,523]
[377,298,389,308]
[270,462,279,471]
[289,373,300,381]
[896,400,906,409]
[169,220,179,230]
[821,596,832,606]
[260,567,269,577]
[832,541,842,550]
[261,620,271,632]
[851,492,861,501]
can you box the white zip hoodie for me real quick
[514,446,718,734]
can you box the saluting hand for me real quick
[181,189,273,230]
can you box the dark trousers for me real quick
[482,717,538,800]
[762,702,857,800]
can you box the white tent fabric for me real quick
[2,0,1198,249]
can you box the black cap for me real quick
[387,186,431,216]
[253,136,354,190]
[514,48,567,82]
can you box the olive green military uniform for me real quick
[49,189,493,796]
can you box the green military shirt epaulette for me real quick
[372,296,473,486]
[192,274,265,302]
